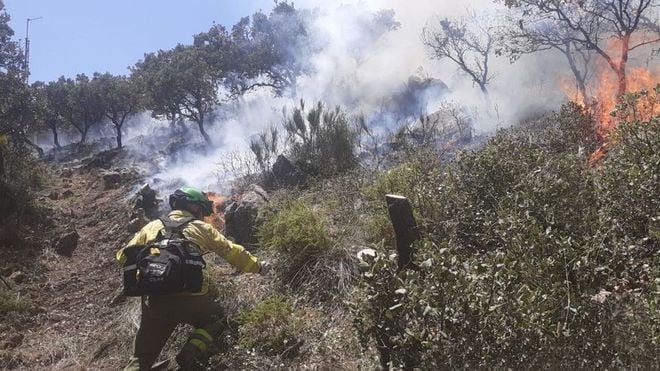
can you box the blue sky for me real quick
[4,0,274,82]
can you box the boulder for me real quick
[127,208,149,233]
[84,148,121,169]
[54,230,79,257]
[272,155,306,188]
[62,190,74,198]
[134,183,159,218]
[224,184,269,247]
[48,191,59,200]
[60,168,73,178]
[102,172,121,189]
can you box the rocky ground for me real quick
[0,148,370,370]
[0,162,146,370]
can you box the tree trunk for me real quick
[615,34,630,100]
[170,115,177,133]
[197,114,212,145]
[24,136,44,158]
[564,43,589,105]
[385,194,420,271]
[79,127,88,144]
[0,147,5,178]
[51,125,61,148]
[115,124,123,149]
[577,78,588,106]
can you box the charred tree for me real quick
[507,0,660,99]
[385,194,420,271]
[423,13,495,98]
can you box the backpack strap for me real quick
[159,216,196,239]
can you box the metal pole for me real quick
[24,16,43,84]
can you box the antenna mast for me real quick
[24,16,43,84]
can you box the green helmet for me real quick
[169,186,213,216]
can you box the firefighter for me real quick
[117,186,268,371]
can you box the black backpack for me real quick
[122,216,206,296]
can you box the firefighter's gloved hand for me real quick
[259,261,270,275]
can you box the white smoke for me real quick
[139,0,575,192]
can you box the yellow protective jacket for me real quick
[116,210,261,295]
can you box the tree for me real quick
[0,0,27,144]
[423,13,496,96]
[169,44,218,145]
[51,75,105,144]
[0,74,43,156]
[32,81,64,148]
[94,73,140,149]
[504,0,660,99]
[219,2,312,96]
[0,0,21,75]
[502,17,593,104]
[0,1,44,157]
[132,49,186,133]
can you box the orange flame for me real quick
[557,37,659,164]
[204,191,227,230]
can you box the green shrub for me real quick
[258,199,352,298]
[0,137,46,223]
[0,292,34,316]
[259,200,333,255]
[598,85,660,239]
[283,100,358,178]
[238,296,302,357]
[353,97,660,368]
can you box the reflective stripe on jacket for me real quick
[116,209,260,295]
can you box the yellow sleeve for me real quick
[190,222,261,273]
[115,226,150,266]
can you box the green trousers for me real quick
[124,288,224,371]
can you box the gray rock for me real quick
[224,184,269,247]
[62,190,74,198]
[102,172,121,189]
[272,155,306,188]
[54,230,79,257]
[60,168,73,178]
[84,148,121,169]
[134,183,159,218]
[48,191,59,200]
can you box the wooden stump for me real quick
[385,194,420,271]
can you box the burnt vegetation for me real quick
[1,0,659,369]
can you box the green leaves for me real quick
[354,97,660,368]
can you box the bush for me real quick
[353,98,660,368]
[258,199,353,299]
[0,138,45,223]
[0,292,35,316]
[598,85,660,239]
[238,296,302,357]
[283,100,358,178]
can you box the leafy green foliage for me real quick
[283,100,358,178]
[93,73,141,149]
[258,199,352,299]
[49,74,105,144]
[598,85,660,239]
[238,296,301,357]
[0,292,35,316]
[353,95,660,368]
[249,125,279,172]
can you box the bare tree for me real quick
[503,17,593,104]
[505,0,660,99]
[423,13,496,96]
